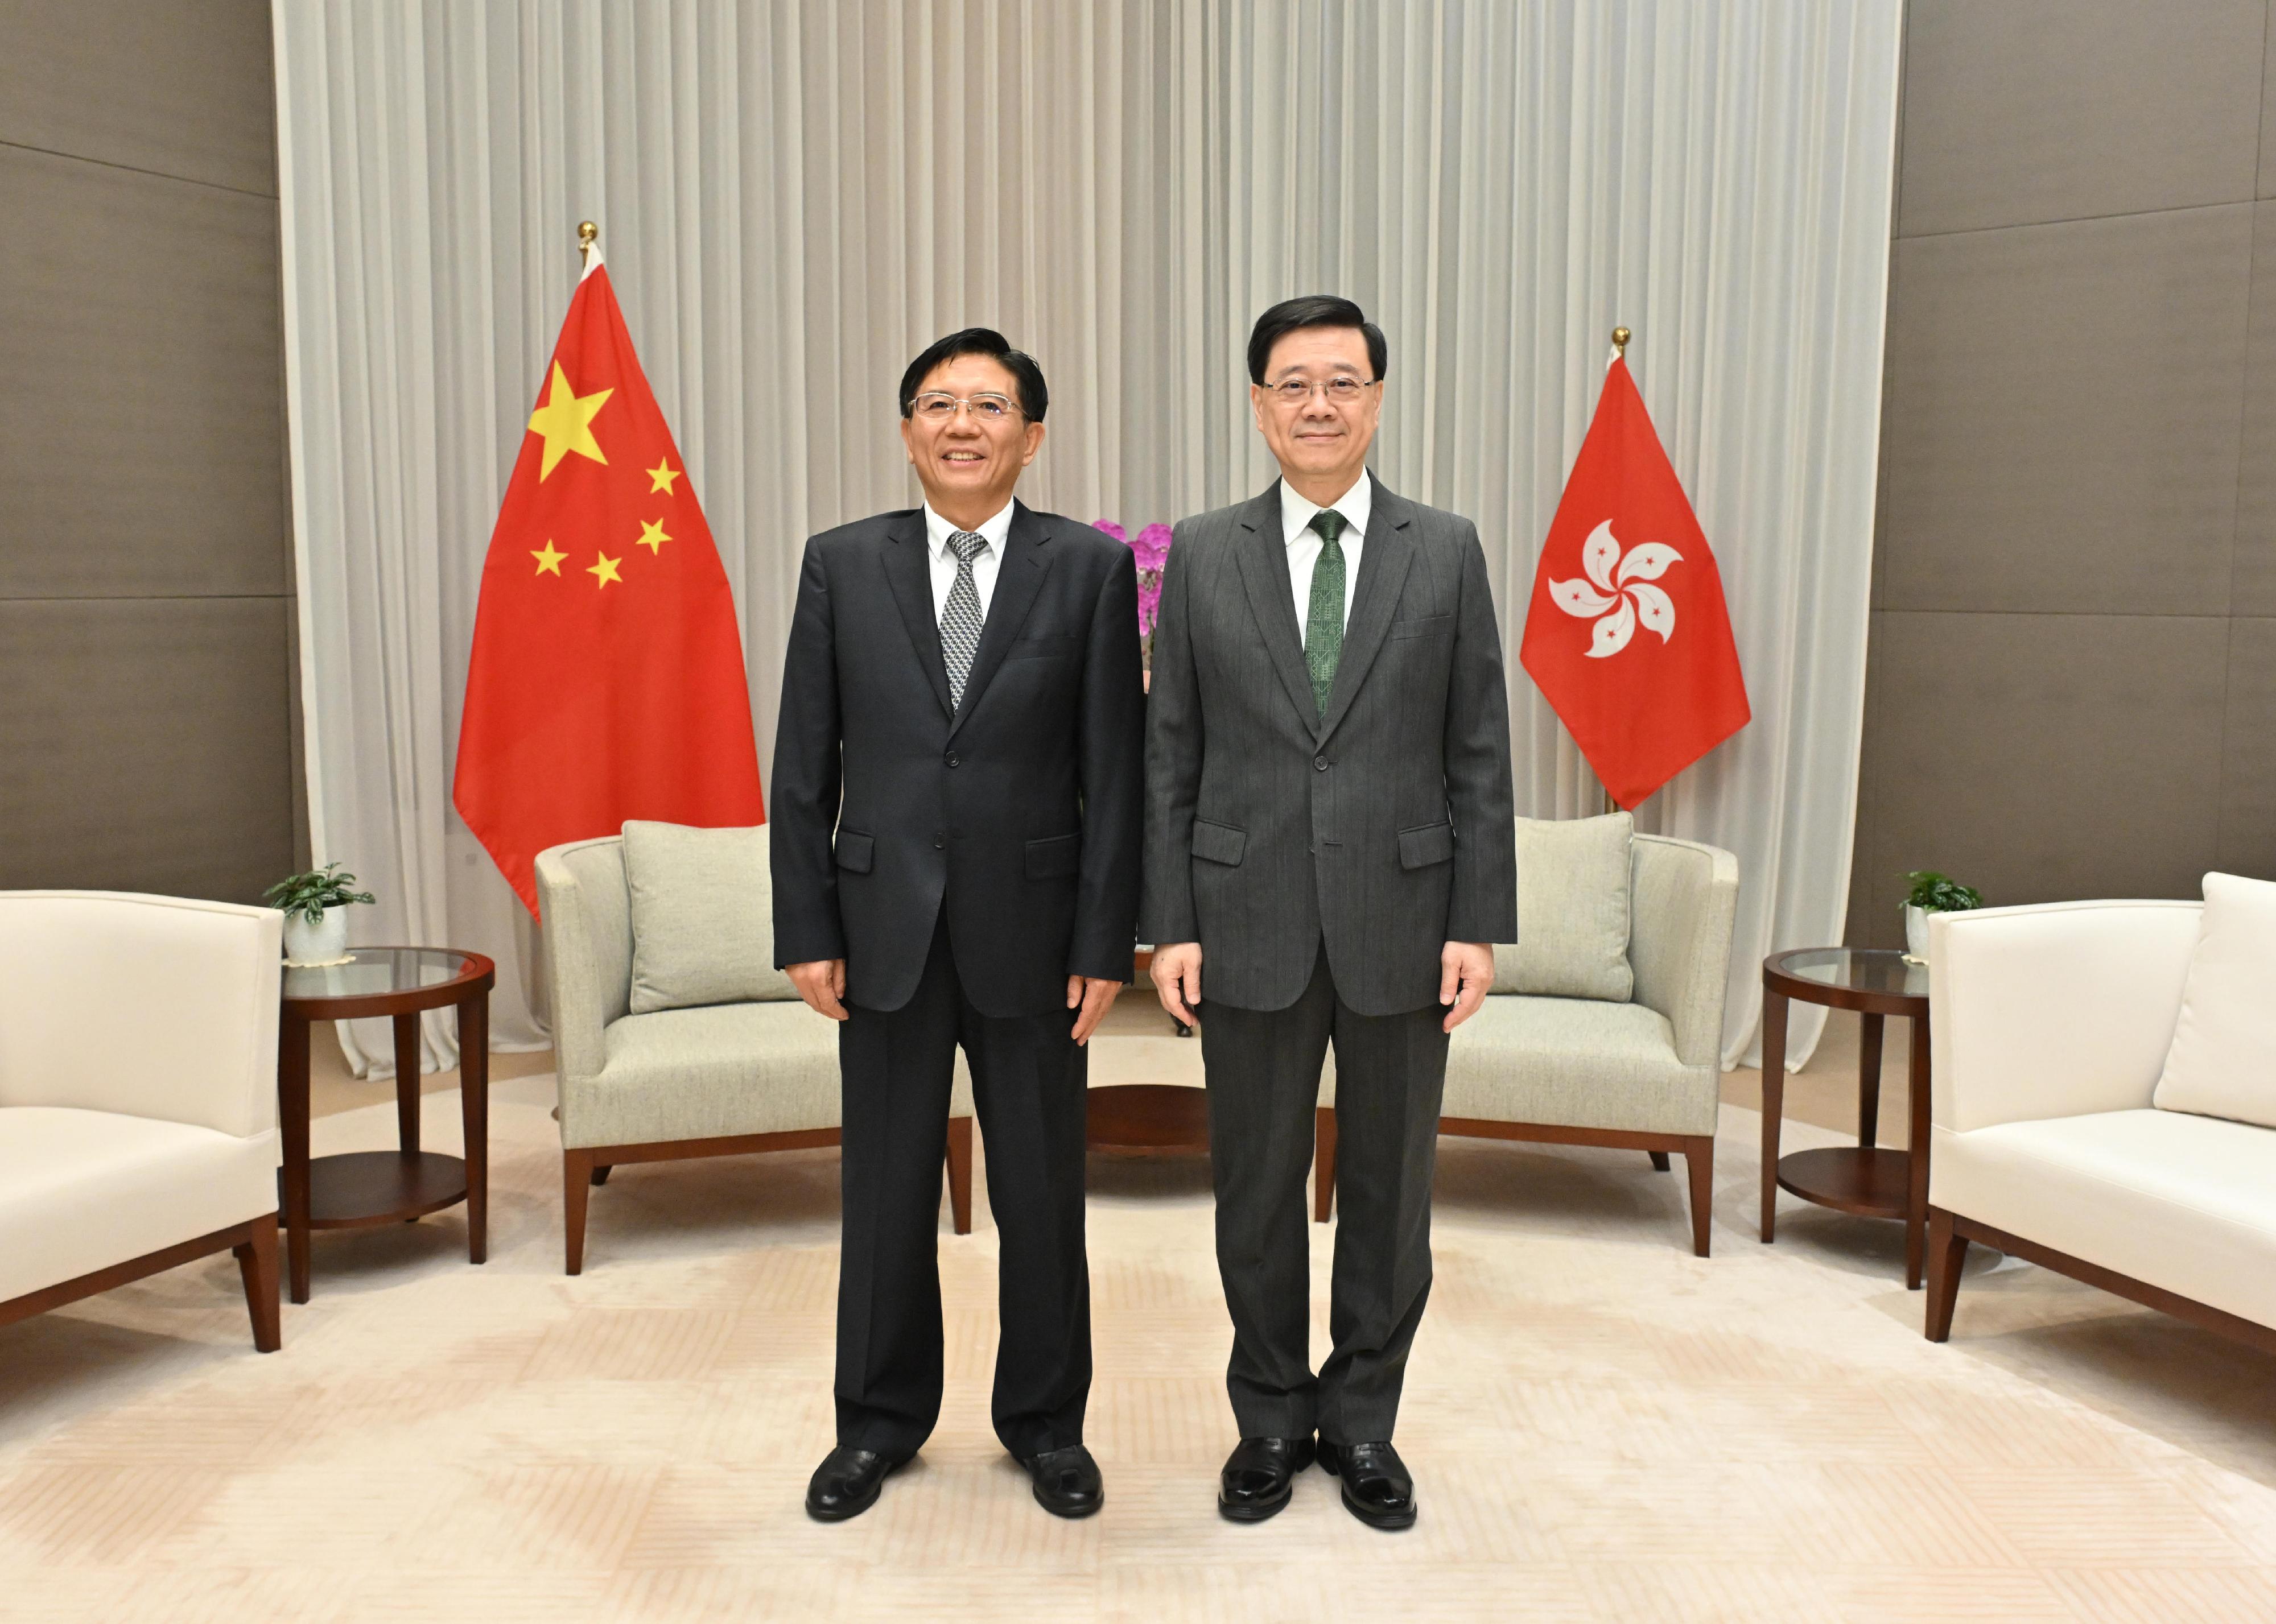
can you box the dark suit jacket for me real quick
[1139,474,1518,1015]
[771,501,1144,1018]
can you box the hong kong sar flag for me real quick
[453,247,765,914]
[1520,357,1750,808]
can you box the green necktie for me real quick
[1304,508,1348,716]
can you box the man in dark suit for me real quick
[1143,296,1517,1530]
[772,328,1143,1522]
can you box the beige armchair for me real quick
[537,828,974,1274]
[0,891,283,1350]
[1315,830,1739,1254]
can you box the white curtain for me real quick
[274,0,1900,1075]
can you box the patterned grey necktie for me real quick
[940,529,989,710]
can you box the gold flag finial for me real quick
[1611,326,1631,358]
[578,221,598,266]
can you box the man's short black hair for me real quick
[1246,295,1388,386]
[898,327,1049,422]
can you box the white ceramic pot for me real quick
[283,909,351,967]
[1903,903,1930,964]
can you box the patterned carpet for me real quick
[5,1032,2276,1622]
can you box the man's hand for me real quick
[1438,941,1494,1033]
[1067,976,1122,1045]
[787,958,849,1022]
[1151,942,1203,1026]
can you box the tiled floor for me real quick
[4,1011,2272,1622]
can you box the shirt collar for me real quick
[923,499,1017,559]
[1279,473,1372,546]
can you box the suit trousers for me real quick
[1200,941,1449,1445]
[835,908,1092,1461]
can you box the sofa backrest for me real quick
[0,891,282,1138]
[1628,834,1740,1068]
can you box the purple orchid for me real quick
[1095,518,1176,663]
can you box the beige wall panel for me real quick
[2218,617,2276,878]
[2262,7,2276,201]
[0,0,275,196]
[1899,0,2262,237]
[2231,204,2276,616]
[1881,206,2250,617]
[0,145,286,598]
[0,597,293,904]
[1854,611,2228,940]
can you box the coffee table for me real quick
[277,947,496,1302]
[1085,949,1209,1156]
[1759,947,1932,1288]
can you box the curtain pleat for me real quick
[274,0,1899,1075]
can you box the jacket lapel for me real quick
[1318,473,1415,744]
[947,501,1053,739]
[1231,482,1322,738]
[883,511,954,723]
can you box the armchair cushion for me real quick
[0,1106,278,1302]
[564,1000,841,1147]
[1440,995,1714,1137]
[1493,812,1633,1002]
[2153,873,2276,1131]
[1932,1109,2276,1331]
[621,821,797,1014]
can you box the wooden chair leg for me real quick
[1648,1150,1672,1172]
[1313,1107,1338,1224]
[1683,1137,1714,1258]
[590,1164,612,1187]
[234,1213,282,1352]
[1924,1206,1969,1342]
[945,1115,974,1235]
[564,1149,593,1276]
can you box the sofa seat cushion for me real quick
[0,1106,278,1303]
[1320,994,1714,1137]
[563,1002,846,1149]
[1933,1108,2276,1332]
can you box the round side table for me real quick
[1759,947,1932,1288]
[277,947,496,1303]
[1083,948,1210,1156]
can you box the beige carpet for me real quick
[6,1012,2276,1622]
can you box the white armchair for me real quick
[0,891,282,1350]
[1924,899,2276,1353]
[537,829,974,1274]
[1314,831,1739,1254]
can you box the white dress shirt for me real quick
[1280,474,1372,647]
[923,499,1013,623]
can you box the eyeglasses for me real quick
[910,391,1023,423]
[1265,376,1377,407]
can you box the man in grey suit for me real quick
[1142,296,1516,1531]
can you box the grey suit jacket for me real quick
[1140,474,1518,1015]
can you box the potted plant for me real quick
[1902,870,1983,964]
[263,862,377,967]
[1094,519,1174,684]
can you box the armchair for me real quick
[1315,830,1739,1255]
[0,891,283,1350]
[537,829,974,1274]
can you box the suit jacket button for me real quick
[1314,755,1329,771]
[933,832,945,849]
[945,751,959,768]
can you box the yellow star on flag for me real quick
[587,551,623,589]
[527,362,612,481]
[646,459,682,495]
[636,518,672,554]
[531,540,567,576]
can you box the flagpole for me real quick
[578,220,597,268]
[1597,325,1631,816]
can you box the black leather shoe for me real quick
[1317,1440,1416,1530]
[805,1445,902,1521]
[1016,1444,1104,1518]
[1218,1435,1316,1522]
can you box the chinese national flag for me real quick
[1519,358,1750,809]
[453,253,764,914]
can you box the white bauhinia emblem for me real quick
[1549,520,1683,658]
